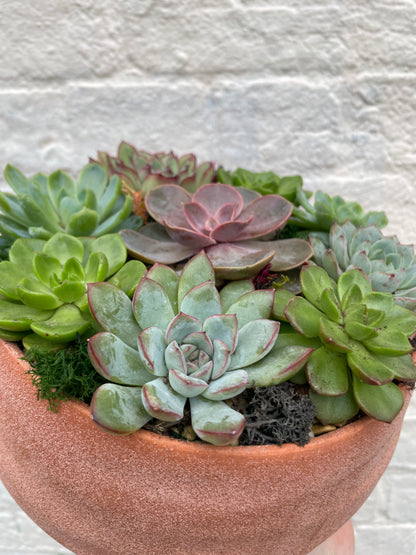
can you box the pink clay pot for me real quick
[0,338,411,555]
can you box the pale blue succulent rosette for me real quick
[87,251,312,446]
[310,221,416,310]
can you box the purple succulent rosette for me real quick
[86,252,313,445]
[120,183,313,279]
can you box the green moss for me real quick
[23,338,106,411]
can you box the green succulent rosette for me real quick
[0,232,145,349]
[273,264,416,424]
[289,189,388,232]
[216,167,304,203]
[0,163,140,247]
[87,252,312,446]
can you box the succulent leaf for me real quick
[347,345,394,385]
[0,299,53,331]
[220,280,255,312]
[166,313,202,345]
[120,225,197,265]
[180,281,222,323]
[352,374,404,423]
[319,319,354,352]
[17,278,63,310]
[137,327,168,376]
[88,332,153,385]
[244,342,314,387]
[307,347,349,395]
[284,296,324,338]
[146,263,179,312]
[290,189,387,232]
[190,397,246,446]
[202,369,249,401]
[363,329,412,356]
[309,387,359,425]
[177,251,215,307]
[88,282,141,349]
[133,277,175,332]
[375,353,416,381]
[31,304,90,343]
[141,377,185,422]
[91,384,151,434]
[202,314,238,353]
[168,367,209,398]
[229,319,280,369]
[211,339,231,379]
[225,289,274,328]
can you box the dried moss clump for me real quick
[24,340,106,411]
[239,382,316,446]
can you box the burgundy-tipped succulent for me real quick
[91,142,216,195]
[120,183,313,279]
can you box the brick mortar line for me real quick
[0,73,414,92]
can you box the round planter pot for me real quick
[0,339,411,555]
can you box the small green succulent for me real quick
[86,251,312,446]
[310,221,416,310]
[273,264,416,424]
[0,163,139,247]
[289,189,388,232]
[217,167,305,203]
[0,232,146,349]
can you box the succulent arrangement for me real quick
[1,145,415,448]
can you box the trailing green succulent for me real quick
[91,142,216,197]
[86,251,312,446]
[273,264,416,425]
[0,163,139,247]
[289,188,388,232]
[217,167,305,203]
[310,221,416,310]
[0,232,146,349]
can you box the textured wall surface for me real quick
[0,0,415,553]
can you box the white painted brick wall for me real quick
[0,0,415,552]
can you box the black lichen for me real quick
[23,339,106,411]
[239,382,316,446]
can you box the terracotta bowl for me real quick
[0,339,411,555]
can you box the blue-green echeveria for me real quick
[0,163,138,246]
[310,221,416,310]
[87,251,312,446]
[0,232,145,349]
